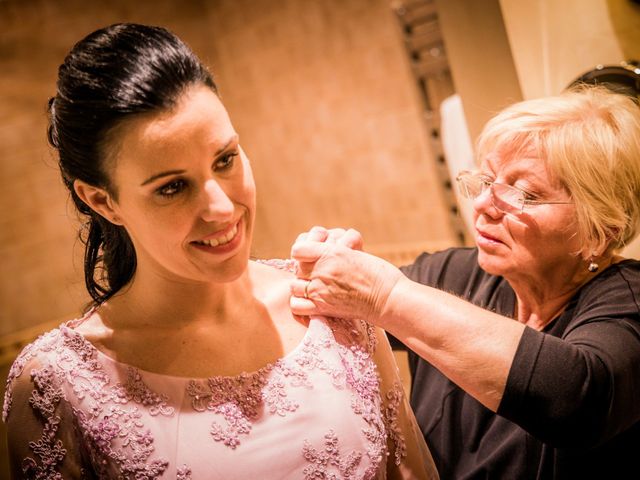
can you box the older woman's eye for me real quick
[156,179,186,198]
[519,187,540,202]
[215,152,238,172]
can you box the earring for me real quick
[588,256,599,273]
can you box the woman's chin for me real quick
[477,252,508,277]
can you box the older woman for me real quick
[290,86,640,479]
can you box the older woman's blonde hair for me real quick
[475,84,640,256]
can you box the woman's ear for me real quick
[73,179,122,225]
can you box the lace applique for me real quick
[75,404,169,478]
[183,317,387,466]
[341,341,387,477]
[21,365,67,479]
[3,329,63,422]
[383,382,408,466]
[187,364,295,449]
[113,367,175,416]
[5,327,171,478]
[177,464,192,479]
[302,430,363,479]
[256,257,298,274]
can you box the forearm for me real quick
[379,275,525,411]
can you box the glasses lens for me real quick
[457,173,483,199]
[491,183,524,213]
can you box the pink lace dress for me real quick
[3,266,437,479]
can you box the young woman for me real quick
[3,23,437,479]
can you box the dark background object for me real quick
[568,61,640,100]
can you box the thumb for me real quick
[290,240,329,263]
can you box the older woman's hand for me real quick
[290,230,403,323]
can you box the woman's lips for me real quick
[191,219,243,254]
[476,229,504,245]
[193,223,238,247]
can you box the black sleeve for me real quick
[498,265,640,448]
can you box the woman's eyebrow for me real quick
[214,134,239,155]
[140,169,186,186]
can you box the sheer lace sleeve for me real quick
[371,326,439,479]
[3,344,88,479]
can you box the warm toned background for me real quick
[1,0,639,474]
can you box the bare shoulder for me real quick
[70,310,112,344]
[249,259,296,310]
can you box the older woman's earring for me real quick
[588,257,599,272]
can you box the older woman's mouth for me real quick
[476,229,504,246]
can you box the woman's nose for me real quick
[473,186,502,219]
[200,179,234,221]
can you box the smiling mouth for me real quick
[193,223,239,247]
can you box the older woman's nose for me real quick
[473,186,502,219]
[201,179,234,222]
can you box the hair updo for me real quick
[48,23,217,307]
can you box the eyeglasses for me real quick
[455,170,573,214]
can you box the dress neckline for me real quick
[59,313,320,382]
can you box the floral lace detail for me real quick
[113,367,175,416]
[3,329,63,422]
[4,325,171,478]
[384,382,408,466]
[186,363,296,449]
[21,365,67,479]
[256,257,298,274]
[75,404,169,478]
[183,316,387,474]
[177,464,192,479]
[302,430,363,479]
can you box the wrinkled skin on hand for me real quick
[290,227,403,325]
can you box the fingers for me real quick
[336,228,363,250]
[325,228,346,244]
[307,226,329,242]
[294,226,328,245]
[291,240,329,263]
[290,278,312,299]
[289,295,318,316]
[290,279,319,316]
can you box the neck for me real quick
[513,291,574,330]
[101,262,255,330]
[510,255,620,330]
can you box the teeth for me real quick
[197,224,238,247]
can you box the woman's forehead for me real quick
[482,153,550,179]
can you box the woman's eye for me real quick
[156,179,186,198]
[215,152,238,171]
[516,185,539,201]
